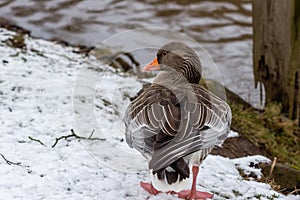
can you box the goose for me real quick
[124,41,232,199]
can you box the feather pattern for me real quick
[125,84,231,172]
[124,41,232,192]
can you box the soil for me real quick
[211,135,269,158]
[211,134,300,195]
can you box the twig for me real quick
[52,129,105,148]
[289,187,300,195]
[88,129,95,139]
[0,153,21,166]
[269,157,277,177]
[28,136,45,146]
[52,133,74,148]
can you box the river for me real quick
[0,0,262,107]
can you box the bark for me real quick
[253,0,300,125]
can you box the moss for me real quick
[5,32,26,49]
[230,102,300,170]
[254,193,280,200]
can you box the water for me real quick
[0,0,261,106]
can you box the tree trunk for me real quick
[253,0,300,125]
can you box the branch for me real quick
[0,153,21,166]
[269,157,277,177]
[28,136,45,146]
[88,129,95,139]
[289,187,300,195]
[52,133,75,148]
[52,129,105,148]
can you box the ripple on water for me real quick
[0,0,261,106]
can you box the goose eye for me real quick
[162,51,167,56]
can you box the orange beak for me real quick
[142,57,160,72]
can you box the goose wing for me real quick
[124,84,231,171]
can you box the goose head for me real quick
[143,42,202,84]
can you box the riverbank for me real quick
[0,27,298,199]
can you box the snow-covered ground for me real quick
[0,28,298,200]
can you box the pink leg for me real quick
[178,166,213,200]
[140,181,161,195]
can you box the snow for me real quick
[228,130,239,138]
[0,28,299,200]
[232,155,270,179]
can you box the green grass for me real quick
[230,102,300,170]
[5,32,26,49]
